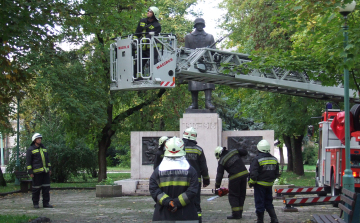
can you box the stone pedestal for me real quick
[180,113,222,179]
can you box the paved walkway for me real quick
[0,189,340,223]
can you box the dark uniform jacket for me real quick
[249,152,280,187]
[183,139,210,185]
[215,149,249,188]
[26,143,51,175]
[153,147,164,170]
[149,166,199,222]
[135,18,161,39]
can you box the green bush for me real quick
[302,144,318,165]
[5,146,27,181]
[115,146,131,168]
[98,177,115,185]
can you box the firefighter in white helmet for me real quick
[153,136,168,170]
[149,137,199,222]
[249,139,280,223]
[214,146,248,219]
[26,133,53,209]
[182,127,209,222]
[133,6,161,78]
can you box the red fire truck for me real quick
[315,104,360,195]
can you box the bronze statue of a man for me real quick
[185,18,215,110]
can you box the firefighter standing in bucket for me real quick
[149,137,199,222]
[133,6,161,78]
[153,136,168,170]
[182,127,210,222]
[26,133,53,209]
[214,146,249,220]
[248,139,280,223]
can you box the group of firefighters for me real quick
[25,6,280,223]
[149,127,280,223]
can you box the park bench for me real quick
[14,171,32,193]
[312,188,358,223]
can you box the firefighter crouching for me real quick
[248,139,280,223]
[214,146,248,220]
[183,127,210,222]
[26,133,53,209]
[149,137,199,222]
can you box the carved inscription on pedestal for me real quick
[227,136,263,165]
[182,122,217,129]
[142,137,160,165]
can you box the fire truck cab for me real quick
[316,105,360,195]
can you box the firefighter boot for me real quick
[188,91,198,109]
[227,211,242,219]
[267,208,279,223]
[198,212,202,223]
[256,211,264,223]
[205,90,215,110]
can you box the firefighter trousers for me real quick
[194,182,202,213]
[228,177,247,212]
[32,172,51,205]
[253,184,274,213]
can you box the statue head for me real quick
[193,18,205,31]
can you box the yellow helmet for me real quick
[183,127,197,141]
[257,140,270,153]
[214,146,224,159]
[164,137,186,157]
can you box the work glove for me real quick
[203,178,210,187]
[167,200,177,213]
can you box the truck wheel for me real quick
[350,104,360,131]
[330,174,340,207]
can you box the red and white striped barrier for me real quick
[160,82,175,87]
[284,195,340,207]
[276,187,325,195]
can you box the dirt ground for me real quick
[0,189,340,223]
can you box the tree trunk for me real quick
[292,135,304,176]
[283,134,293,172]
[98,103,114,182]
[0,167,6,186]
[97,89,167,182]
[278,144,285,172]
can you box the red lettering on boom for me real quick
[156,58,173,69]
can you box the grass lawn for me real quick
[0,214,37,223]
[106,167,131,172]
[0,173,130,194]
[280,171,316,187]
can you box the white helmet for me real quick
[149,6,160,20]
[257,140,270,153]
[183,127,197,141]
[214,146,224,159]
[158,136,168,147]
[164,137,186,157]
[32,133,42,142]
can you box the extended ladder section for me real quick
[110,35,360,102]
[176,48,360,103]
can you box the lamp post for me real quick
[338,1,356,222]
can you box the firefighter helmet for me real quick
[214,146,224,159]
[164,137,186,157]
[32,133,42,142]
[158,136,168,147]
[183,127,197,141]
[149,6,160,20]
[193,18,205,28]
[257,139,270,153]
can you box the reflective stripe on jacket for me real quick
[249,152,280,187]
[26,143,51,175]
